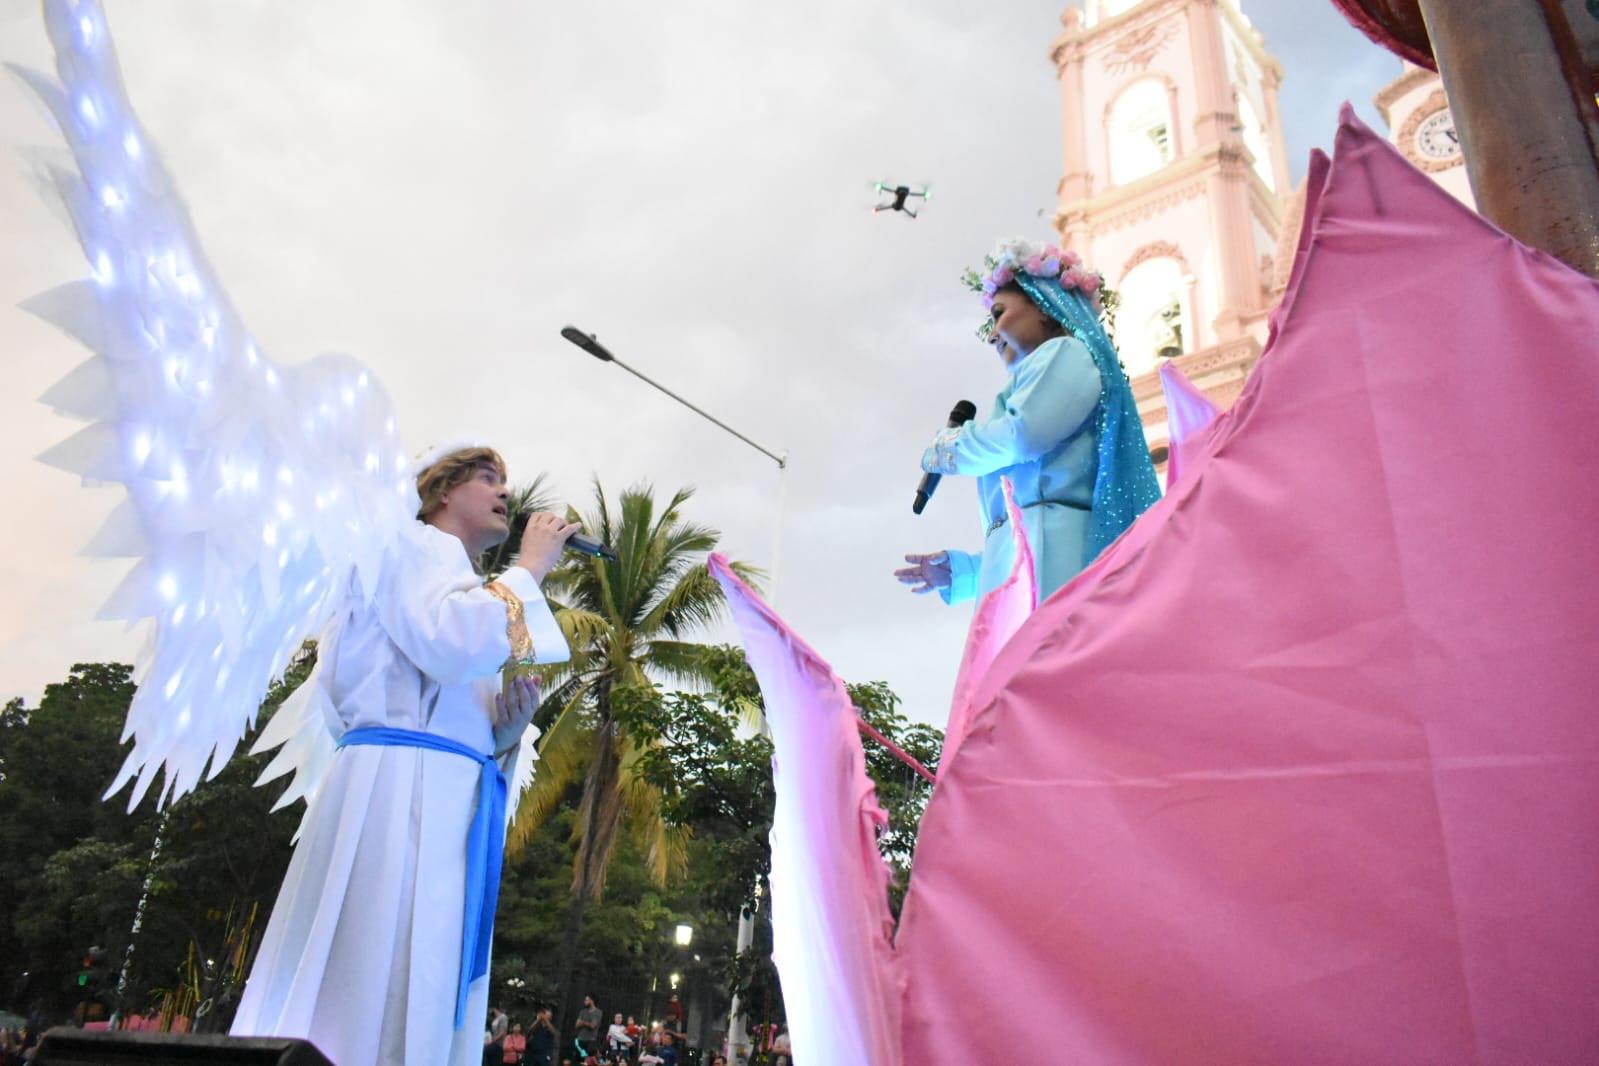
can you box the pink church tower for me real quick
[1050,0,1290,465]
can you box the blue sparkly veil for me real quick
[1015,273,1163,565]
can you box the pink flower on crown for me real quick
[992,264,1015,286]
[1079,272,1102,295]
[1061,250,1082,268]
[1024,255,1045,274]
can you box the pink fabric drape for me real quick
[1157,364,1220,490]
[897,107,1599,1064]
[716,107,1599,1065]
[707,555,902,1066]
[939,478,1037,780]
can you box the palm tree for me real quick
[505,479,758,1031]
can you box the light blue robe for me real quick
[923,336,1102,606]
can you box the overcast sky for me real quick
[0,0,1400,726]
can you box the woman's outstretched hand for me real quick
[895,552,952,595]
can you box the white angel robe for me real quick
[231,521,568,1066]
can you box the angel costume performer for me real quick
[925,241,1161,605]
[229,501,568,1064]
[17,4,567,1062]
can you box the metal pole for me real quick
[560,327,787,469]
[112,810,168,1025]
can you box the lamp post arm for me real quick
[608,356,787,469]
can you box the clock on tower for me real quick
[1398,89,1464,173]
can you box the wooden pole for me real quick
[1414,0,1599,277]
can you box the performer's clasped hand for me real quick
[493,674,540,755]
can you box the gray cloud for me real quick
[1,0,1400,723]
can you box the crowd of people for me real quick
[483,993,732,1066]
[0,1025,39,1065]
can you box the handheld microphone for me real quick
[565,533,619,561]
[913,400,978,515]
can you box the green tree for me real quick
[0,664,154,1018]
[0,659,308,1025]
[506,481,757,1030]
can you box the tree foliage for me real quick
[0,660,307,1023]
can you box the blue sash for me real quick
[336,725,507,1028]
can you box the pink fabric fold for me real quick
[1157,363,1220,490]
[939,477,1037,780]
[706,555,903,1066]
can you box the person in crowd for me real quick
[486,1006,510,1065]
[605,1012,633,1062]
[522,1008,557,1066]
[624,1016,641,1058]
[662,994,683,1035]
[502,1020,528,1065]
[573,995,602,1060]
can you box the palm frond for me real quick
[619,741,690,886]
[505,685,591,854]
[735,695,770,735]
[554,606,611,656]
[637,564,727,639]
[641,640,719,687]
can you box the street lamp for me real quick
[674,923,694,947]
[560,324,790,603]
[564,325,779,1063]
[560,326,787,469]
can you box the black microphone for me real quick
[913,399,978,515]
[565,533,619,561]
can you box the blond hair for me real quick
[415,446,507,520]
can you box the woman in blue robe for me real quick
[896,240,1161,607]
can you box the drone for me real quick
[873,181,932,219]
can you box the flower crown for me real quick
[960,238,1116,341]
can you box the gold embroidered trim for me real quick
[484,581,536,666]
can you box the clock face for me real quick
[1415,108,1460,162]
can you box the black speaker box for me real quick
[32,1027,335,1065]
